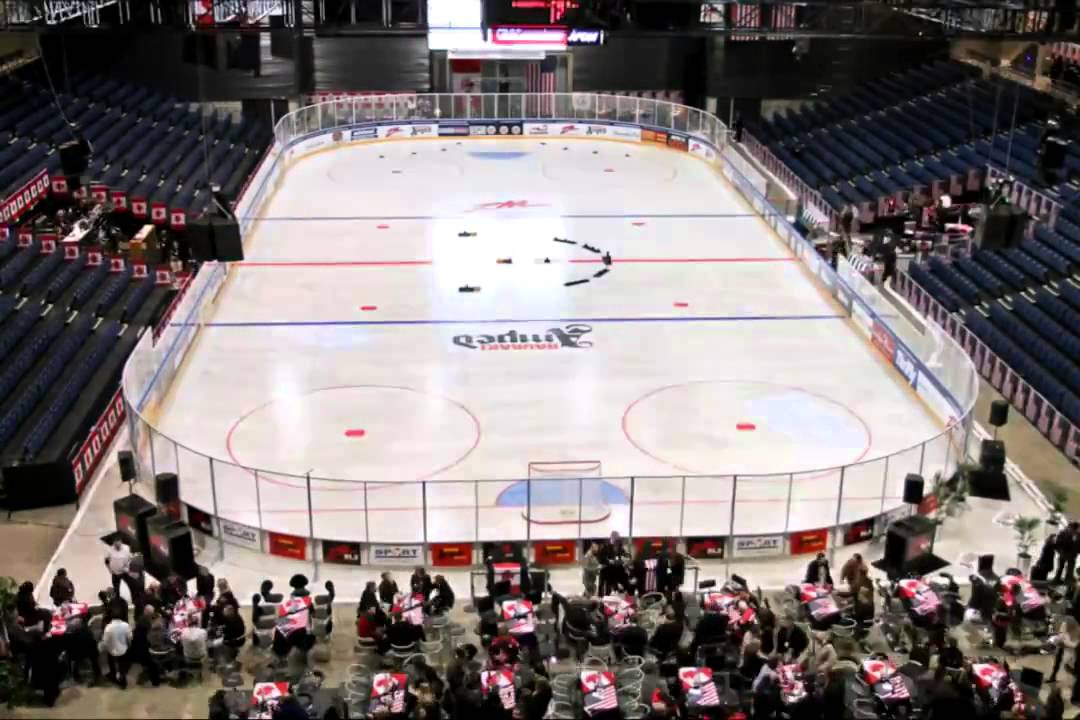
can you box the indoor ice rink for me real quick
[144,136,947,544]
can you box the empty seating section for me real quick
[752,60,1055,214]
[0,72,271,219]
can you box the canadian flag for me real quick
[41,239,57,254]
[91,185,108,203]
[111,191,128,210]
[109,257,126,273]
[132,199,147,217]
[51,176,69,194]
[87,251,103,267]
[133,263,148,279]
[155,269,172,285]
[151,203,167,223]
[63,244,80,260]
[170,210,186,228]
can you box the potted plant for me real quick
[0,575,31,707]
[930,465,972,539]
[1013,516,1042,574]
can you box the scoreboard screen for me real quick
[483,0,579,26]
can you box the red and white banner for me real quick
[150,202,168,224]
[1,168,50,224]
[51,176,69,195]
[91,185,109,203]
[111,190,128,211]
[169,209,187,229]
[71,389,126,495]
[131,197,148,219]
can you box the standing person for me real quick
[598,532,629,596]
[839,206,855,256]
[358,581,379,615]
[127,555,147,619]
[1050,616,1080,683]
[582,543,600,597]
[49,568,75,606]
[839,554,869,593]
[102,612,133,688]
[195,566,216,606]
[378,572,399,605]
[991,594,1012,651]
[879,232,898,288]
[105,538,132,597]
[752,655,782,720]
[410,567,433,598]
[803,553,833,585]
[1055,523,1080,586]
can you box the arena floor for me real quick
[149,137,944,543]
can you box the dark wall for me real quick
[310,35,430,92]
[571,36,702,92]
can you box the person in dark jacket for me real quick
[649,610,684,657]
[49,569,75,606]
[1055,522,1080,585]
[598,532,630,596]
[16,582,51,627]
[429,575,455,615]
[631,545,670,596]
[410,567,434,598]
[522,677,552,720]
[776,617,809,660]
[803,553,833,585]
[1045,686,1065,720]
[378,572,399,605]
[690,610,729,656]
[613,616,648,659]
[1034,531,1059,582]
[195,566,215,605]
[358,581,379,615]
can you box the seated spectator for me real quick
[386,615,424,650]
[180,614,208,662]
[49,569,75,606]
[429,575,455,615]
[690,607,728,655]
[106,588,129,622]
[358,581,380,615]
[521,676,552,720]
[357,605,386,642]
[812,631,837,674]
[776,616,809,662]
[752,655,782,717]
[613,615,648,659]
[649,609,684,657]
[488,627,521,667]
[211,578,239,624]
[740,637,766,684]
[16,581,51,627]
[160,574,185,608]
[853,580,875,624]
[378,572,399,605]
[148,616,171,653]
[938,636,964,671]
[410,567,434,598]
[563,599,594,638]
[217,604,246,651]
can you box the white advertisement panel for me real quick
[609,125,642,142]
[369,544,424,565]
[732,535,784,558]
[220,519,262,551]
[378,124,438,139]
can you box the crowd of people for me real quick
[6,539,244,705]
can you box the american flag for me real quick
[680,668,721,707]
[526,56,557,117]
[730,3,761,41]
[581,672,618,714]
[770,3,798,39]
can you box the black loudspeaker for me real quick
[881,515,938,576]
[978,553,995,576]
[211,217,244,261]
[113,494,157,553]
[969,468,1011,501]
[974,203,1026,251]
[979,439,1007,472]
[118,451,136,482]
[1040,135,1068,172]
[58,137,91,176]
[185,217,215,262]
[989,399,1009,427]
[903,474,924,505]
[155,472,180,504]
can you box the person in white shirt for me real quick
[180,615,209,662]
[101,617,132,688]
[105,538,132,596]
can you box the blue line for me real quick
[238,212,757,222]
[179,313,845,329]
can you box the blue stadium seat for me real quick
[1012,296,1080,360]
[928,257,982,305]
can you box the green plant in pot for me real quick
[930,465,972,537]
[1013,516,1042,574]
[0,575,32,707]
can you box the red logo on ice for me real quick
[468,200,550,212]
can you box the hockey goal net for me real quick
[523,460,609,524]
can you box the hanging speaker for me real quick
[118,451,136,483]
[969,468,1011,501]
[155,472,179,505]
[989,399,1009,428]
[978,553,995,576]
[903,474,924,505]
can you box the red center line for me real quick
[235,257,793,268]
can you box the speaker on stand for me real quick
[989,399,1009,440]
[969,439,1010,501]
[118,450,136,493]
[903,474,924,506]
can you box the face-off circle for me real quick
[621,379,872,475]
[225,385,481,485]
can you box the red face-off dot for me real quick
[736,423,756,432]
[360,305,377,311]
[673,302,689,308]
[376,224,390,230]
[344,429,366,438]
[631,221,646,227]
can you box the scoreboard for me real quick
[482,0,580,26]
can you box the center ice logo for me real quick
[453,324,593,351]
[467,200,550,212]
